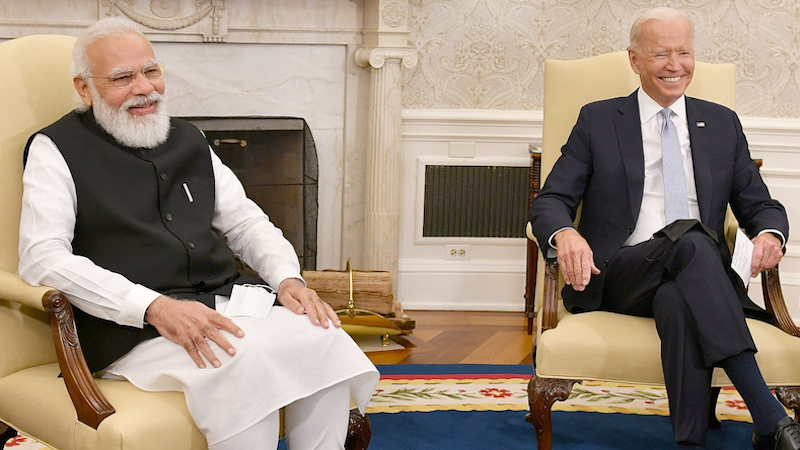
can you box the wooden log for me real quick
[304,270,394,315]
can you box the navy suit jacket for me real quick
[529,90,789,315]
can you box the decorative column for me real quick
[356,0,417,275]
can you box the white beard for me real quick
[89,84,171,149]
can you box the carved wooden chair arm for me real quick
[761,267,800,337]
[540,257,561,334]
[42,289,115,429]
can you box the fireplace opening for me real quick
[181,116,318,270]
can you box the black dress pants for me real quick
[602,229,756,445]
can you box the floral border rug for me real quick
[3,366,756,449]
[366,372,754,423]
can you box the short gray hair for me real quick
[72,17,145,79]
[629,7,694,52]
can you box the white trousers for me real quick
[210,380,351,450]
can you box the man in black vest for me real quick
[530,7,799,450]
[19,18,377,449]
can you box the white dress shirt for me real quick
[624,89,700,246]
[18,133,303,329]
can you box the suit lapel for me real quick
[686,98,713,223]
[614,92,645,223]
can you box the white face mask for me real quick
[88,80,171,149]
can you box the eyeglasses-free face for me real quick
[88,61,164,89]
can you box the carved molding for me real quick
[43,290,116,429]
[46,289,81,348]
[382,2,406,28]
[775,386,800,421]
[355,47,418,70]
[344,409,372,450]
[150,0,181,18]
[101,0,227,42]
[526,375,579,450]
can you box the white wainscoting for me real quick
[399,109,800,325]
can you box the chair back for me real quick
[535,51,737,317]
[541,50,736,180]
[0,35,77,378]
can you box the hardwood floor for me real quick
[365,310,533,366]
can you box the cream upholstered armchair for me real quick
[0,34,371,450]
[525,51,800,449]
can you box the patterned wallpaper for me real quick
[402,0,800,118]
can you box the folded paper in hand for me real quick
[216,284,276,318]
[731,228,754,288]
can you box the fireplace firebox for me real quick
[182,117,318,270]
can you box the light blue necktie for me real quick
[661,108,690,223]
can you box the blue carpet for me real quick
[367,410,752,450]
[365,364,754,450]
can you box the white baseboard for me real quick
[397,266,526,312]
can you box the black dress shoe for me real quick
[753,417,800,450]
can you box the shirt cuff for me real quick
[757,229,786,249]
[548,226,576,250]
[268,267,305,291]
[119,284,162,328]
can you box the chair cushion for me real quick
[0,363,206,450]
[536,307,800,387]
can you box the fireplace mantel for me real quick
[0,0,414,279]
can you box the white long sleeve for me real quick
[18,134,161,327]
[19,133,303,328]
[208,150,303,289]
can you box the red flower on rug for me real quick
[725,399,748,410]
[479,388,512,398]
[6,435,28,447]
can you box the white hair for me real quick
[629,7,694,52]
[72,17,145,79]
[72,18,147,113]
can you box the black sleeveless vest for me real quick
[26,111,251,372]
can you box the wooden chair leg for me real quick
[775,386,800,423]
[0,422,18,446]
[708,387,721,429]
[525,374,578,450]
[345,409,371,450]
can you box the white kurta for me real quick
[103,307,378,445]
[19,129,379,446]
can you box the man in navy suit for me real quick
[530,7,800,450]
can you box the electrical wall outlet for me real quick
[445,244,471,260]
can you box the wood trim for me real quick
[344,409,372,450]
[761,267,800,337]
[540,260,560,333]
[775,386,800,422]
[525,149,542,334]
[42,290,115,429]
[525,375,578,450]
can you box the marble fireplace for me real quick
[0,0,415,281]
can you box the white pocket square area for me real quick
[216,284,276,319]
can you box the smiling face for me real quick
[628,17,695,107]
[74,31,165,115]
[72,31,170,148]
